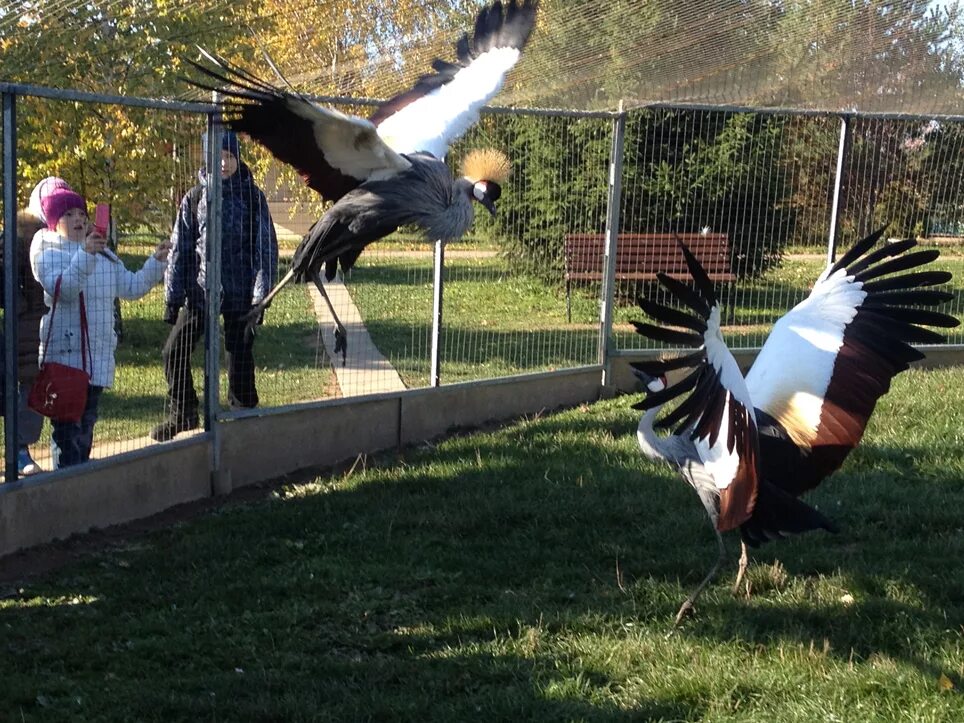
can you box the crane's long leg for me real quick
[731,540,750,597]
[244,268,297,334]
[673,527,726,627]
[310,273,347,366]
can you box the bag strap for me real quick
[39,275,92,376]
[38,276,62,366]
[78,291,92,376]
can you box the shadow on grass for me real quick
[112,308,596,378]
[113,316,325,370]
[1,398,961,718]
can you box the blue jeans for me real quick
[51,385,103,469]
[17,383,45,447]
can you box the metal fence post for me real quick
[599,104,626,387]
[2,92,18,481]
[203,108,226,493]
[827,114,851,265]
[430,239,446,387]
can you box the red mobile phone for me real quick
[93,203,110,236]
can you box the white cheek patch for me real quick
[646,379,664,393]
[473,183,487,201]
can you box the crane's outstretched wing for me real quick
[186,52,411,202]
[632,241,760,531]
[371,0,539,158]
[745,227,960,497]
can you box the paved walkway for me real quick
[272,219,449,396]
[308,275,408,397]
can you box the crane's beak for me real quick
[480,196,497,217]
[473,180,501,218]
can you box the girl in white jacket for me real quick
[30,189,170,468]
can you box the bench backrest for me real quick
[564,233,731,276]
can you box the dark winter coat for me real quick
[164,162,278,317]
[0,210,47,384]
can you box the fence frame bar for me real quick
[599,106,627,386]
[203,109,225,493]
[827,114,852,265]
[430,240,446,387]
[2,92,18,482]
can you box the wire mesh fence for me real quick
[612,109,964,353]
[2,95,211,475]
[3,86,964,482]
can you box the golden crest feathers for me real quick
[461,148,511,183]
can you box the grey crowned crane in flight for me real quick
[187,0,538,361]
[630,228,959,625]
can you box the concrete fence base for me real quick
[4,346,961,559]
[0,366,603,558]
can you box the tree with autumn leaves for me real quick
[0,0,479,235]
[1,0,962,266]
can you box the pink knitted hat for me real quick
[41,189,87,231]
[27,176,71,222]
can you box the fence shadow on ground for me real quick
[1,396,960,718]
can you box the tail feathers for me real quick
[291,217,346,283]
[740,481,838,548]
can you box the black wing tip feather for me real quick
[631,365,703,411]
[861,269,953,293]
[629,350,707,378]
[655,272,712,318]
[183,55,291,117]
[828,224,889,275]
[466,0,539,60]
[674,236,718,308]
[636,296,708,334]
[832,229,959,372]
[630,321,703,348]
[833,226,958,325]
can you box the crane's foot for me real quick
[670,530,726,631]
[243,302,269,339]
[731,541,751,598]
[673,599,695,627]
[333,323,347,366]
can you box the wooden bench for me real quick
[563,232,736,321]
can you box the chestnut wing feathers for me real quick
[746,229,959,496]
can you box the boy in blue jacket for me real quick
[151,130,278,442]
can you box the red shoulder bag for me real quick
[28,277,92,423]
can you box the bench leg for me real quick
[566,278,572,323]
[721,283,736,325]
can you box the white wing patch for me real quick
[288,100,411,180]
[746,267,867,448]
[704,306,753,411]
[695,396,741,491]
[376,47,523,158]
[696,307,755,491]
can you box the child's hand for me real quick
[84,232,107,256]
[154,240,172,262]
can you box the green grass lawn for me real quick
[1,366,963,720]
[4,247,962,457]
[345,254,600,387]
[0,259,333,458]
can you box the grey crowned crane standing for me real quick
[630,228,959,625]
[186,0,539,361]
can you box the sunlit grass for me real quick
[1,367,962,720]
[4,247,962,458]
